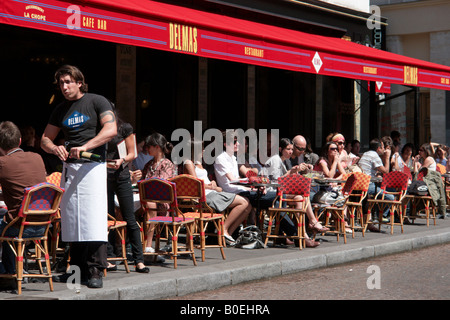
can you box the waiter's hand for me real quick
[68,146,86,160]
[52,145,69,161]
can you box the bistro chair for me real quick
[138,178,197,269]
[403,168,437,227]
[344,172,371,237]
[366,171,409,234]
[265,174,311,250]
[0,182,64,295]
[46,172,63,265]
[106,213,130,275]
[170,174,226,262]
[322,173,357,244]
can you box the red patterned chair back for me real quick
[46,172,62,187]
[170,174,204,200]
[138,178,177,208]
[169,174,214,214]
[417,168,428,181]
[277,174,311,197]
[351,172,371,192]
[346,172,371,204]
[341,173,357,196]
[402,165,412,180]
[18,182,64,218]
[380,171,409,191]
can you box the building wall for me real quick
[375,0,450,145]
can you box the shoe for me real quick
[155,255,165,263]
[87,276,103,289]
[224,234,236,246]
[145,246,155,253]
[345,228,353,234]
[309,221,330,233]
[52,272,72,283]
[145,247,165,263]
[106,263,117,272]
[160,244,172,252]
[367,223,380,232]
[136,266,150,273]
[305,238,320,248]
[87,268,103,289]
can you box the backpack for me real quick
[235,225,266,249]
[407,180,428,196]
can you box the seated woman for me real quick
[140,132,177,260]
[183,140,252,246]
[314,141,346,179]
[433,143,448,167]
[314,141,352,233]
[265,138,329,245]
[326,132,352,168]
[414,143,436,173]
[391,143,414,173]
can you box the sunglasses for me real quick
[336,141,345,145]
[329,147,338,151]
[294,145,306,152]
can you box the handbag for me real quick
[312,188,345,207]
[407,180,428,196]
[234,225,266,249]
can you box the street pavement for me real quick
[1,216,450,300]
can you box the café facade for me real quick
[1,0,450,150]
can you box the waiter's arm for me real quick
[69,110,117,159]
[41,124,68,161]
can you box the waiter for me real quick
[41,65,117,289]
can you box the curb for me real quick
[34,226,450,300]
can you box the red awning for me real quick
[2,0,450,90]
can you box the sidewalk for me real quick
[2,217,450,300]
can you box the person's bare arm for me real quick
[41,124,68,161]
[68,110,117,159]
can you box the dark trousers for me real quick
[69,241,107,279]
[107,172,144,265]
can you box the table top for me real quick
[230,180,279,188]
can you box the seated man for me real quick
[285,135,319,173]
[214,132,276,220]
[358,138,394,225]
[0,121,47,274]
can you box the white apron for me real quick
[60,162,108,242]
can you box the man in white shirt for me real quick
[214,133,277,220]
[358,138,393,222]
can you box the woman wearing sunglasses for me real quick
[315,141,346,179]
[327,132,354,168]
[413,143,436,173]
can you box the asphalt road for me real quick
[167,243,450,300]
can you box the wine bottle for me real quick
[80,151,102,162]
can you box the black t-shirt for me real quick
[49,93,113,161]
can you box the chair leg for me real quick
[199,220,206,262]
[43,239,54,292]
[16,241,24,295]
[187,223,197,266]
[119,228,130,273]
